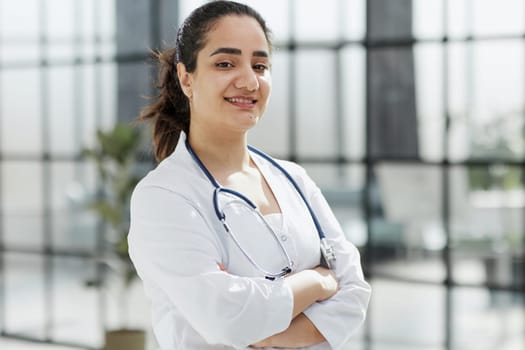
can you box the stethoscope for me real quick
[185,140,336,280]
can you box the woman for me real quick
[128,1,371,349]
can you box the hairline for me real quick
[192,14,272,68]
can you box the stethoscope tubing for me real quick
[185,139,327,241]
[219,197,293,279]
[247,145,328,240]
[185,139,335,275]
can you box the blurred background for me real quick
[0,0,524,349]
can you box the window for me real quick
[1,1,523,348]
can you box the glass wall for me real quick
[0,0,523,349]
[0,0,117,347]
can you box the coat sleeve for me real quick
[293,166,372,350]
[127,183,294,348]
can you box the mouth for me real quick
[224,97,257,106]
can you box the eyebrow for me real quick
[210,47,269,58]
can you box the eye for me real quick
[253,64,269,72]
[216,61,234,68]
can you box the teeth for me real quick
[227,97,254,104]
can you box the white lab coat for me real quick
[128,132,371,350]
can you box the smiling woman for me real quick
[128,1,370,349]
[177,14,272,137]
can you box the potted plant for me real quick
[84,122,146,350]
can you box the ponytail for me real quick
[139,49,190,162]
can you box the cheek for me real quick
[259,76,272,100]
[192,81,218,106]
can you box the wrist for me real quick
[298,269,328,302]
[316,272,328,301]
[304,270,326,302]
[313,267,338,301]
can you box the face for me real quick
[178,15,272,135]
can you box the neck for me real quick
[187,127,251,174]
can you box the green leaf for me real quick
[115,238,129,257]
[83,122,144,287]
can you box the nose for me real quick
[234,64,259,91]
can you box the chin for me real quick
[237,111,260,122]
[236,116,259,132]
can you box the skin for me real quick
[177,15,338,348]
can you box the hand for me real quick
[313,266,338,301]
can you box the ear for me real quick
[177,62,193,99]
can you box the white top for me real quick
[128,132,371,350]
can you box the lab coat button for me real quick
[280,234,287,241]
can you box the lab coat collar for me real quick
[168,131,266,183]
[160,131,211,185]
[165,131,193,165]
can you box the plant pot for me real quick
[105,329,146,350]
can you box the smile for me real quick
[225,97,257,105]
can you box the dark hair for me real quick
[139,0,272,162]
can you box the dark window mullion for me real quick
[442,0,453,348]
[335,0,345,183]
[39,0,54,342]
[70,0,91,343]
[334,50,344,182]
[0,0,4,335]
[92,0,107,336]
[288,0,297,162]
[523,1,525,295]
[73,0,84,177]
[363,1,373,349]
